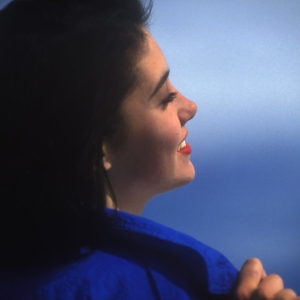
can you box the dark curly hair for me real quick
[0,0,152,268]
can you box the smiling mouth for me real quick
[177,140,192,154]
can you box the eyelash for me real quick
[161,92,177,108]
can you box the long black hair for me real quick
[0,0,152,268]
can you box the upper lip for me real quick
[179,129,188,145]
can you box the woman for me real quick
[0,0,298,299]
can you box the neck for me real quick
[105,192,146,216]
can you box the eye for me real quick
[161,92,177,108]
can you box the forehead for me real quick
[135,31,169,91]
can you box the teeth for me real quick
[177,140,186,151]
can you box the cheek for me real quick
[134,115,179,154]
[128,121,180,175]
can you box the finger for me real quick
[253,274,284,299]
[274,289,298,300]
[234,258,266,299]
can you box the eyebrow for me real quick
[149,69,170,99]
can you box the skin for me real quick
[234,258,300,300]
[103,31,197,215]
[103,31,299,299]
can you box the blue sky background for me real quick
[143,0,300,293]
[1,0,299,293]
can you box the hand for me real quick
[233,258,300,300]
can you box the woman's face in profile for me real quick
[104,32,197,211]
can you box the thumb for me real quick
[233,258,266,300]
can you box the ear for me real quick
[102,140,112,171]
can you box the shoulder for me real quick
[0,210,238,299]
[104,209,238,296]
[0,248,156,300]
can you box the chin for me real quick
[179,173,195,187]
[171,165,196,190]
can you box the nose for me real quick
[177,92,197,126]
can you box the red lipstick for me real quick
[177,142,192,155]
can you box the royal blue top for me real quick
[0,209,238,299]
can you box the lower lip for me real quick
[177,142,192,155]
